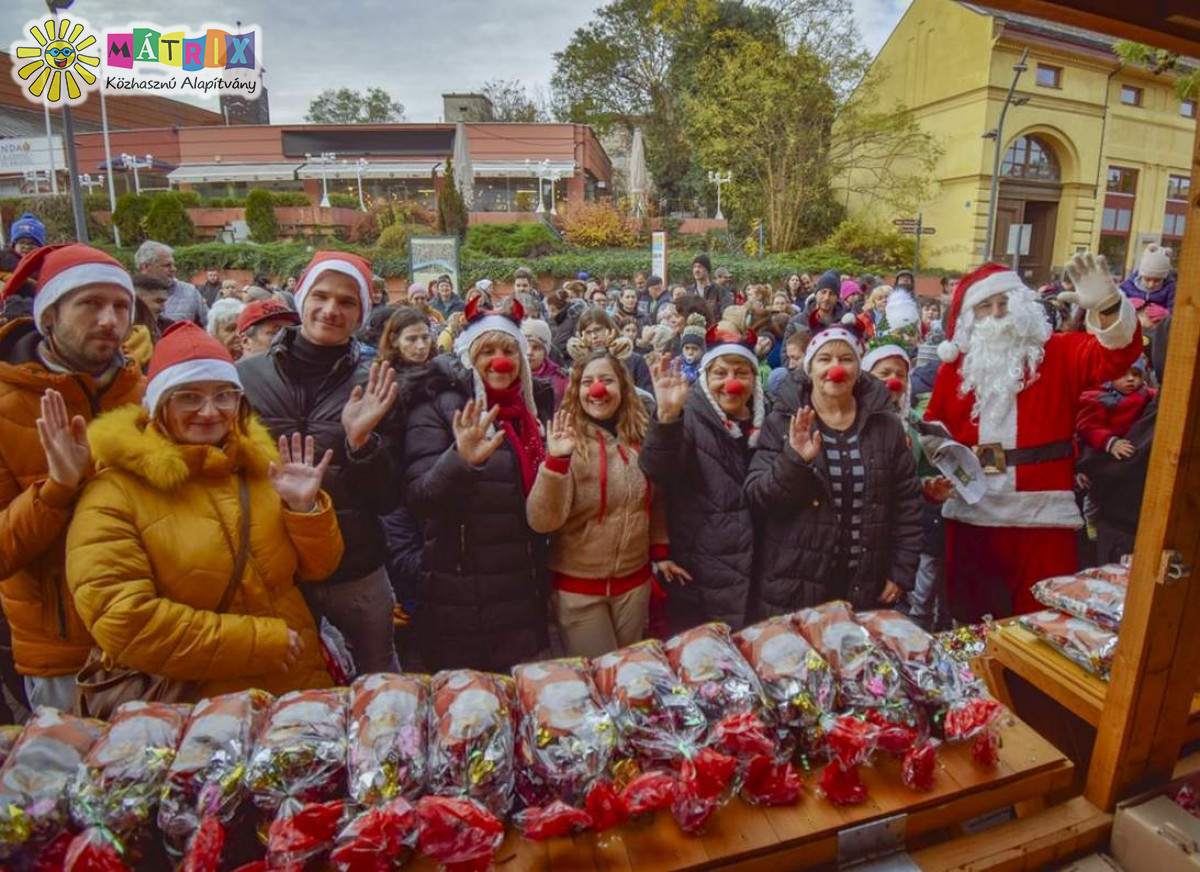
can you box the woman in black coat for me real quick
[403,305,553,672]
[745,325,922,617]
[639,334,764,632]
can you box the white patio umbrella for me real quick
[452,121,475,210]
[629,128,649,216]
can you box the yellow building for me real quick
[848,0,1196,284]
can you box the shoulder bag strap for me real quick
[213,473,251,614]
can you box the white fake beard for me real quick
[958,293,1049,429]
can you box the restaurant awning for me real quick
[167,163,300,184]
[472,160,576,177]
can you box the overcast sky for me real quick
[4,0,911,122]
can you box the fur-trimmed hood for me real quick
[88,404,279,491]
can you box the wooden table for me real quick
[977,622,1200,743]
[409,716,1072,871]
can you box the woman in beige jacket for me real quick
[527,347,690,657]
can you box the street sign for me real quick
[893,218,919,226]
[899,226,936,235]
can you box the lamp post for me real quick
[548,169,562,216]
[304,151,337,208]
[78,173,103,195]
[121,153,154,195]
[707,170,731,221]
[982,47,1031,262]
[354,158,369,211]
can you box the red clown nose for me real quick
[826,365,848,384]
[723,380,746,396]
[587,381,609,400]
[885,377,904,393]
[488,357,516,374]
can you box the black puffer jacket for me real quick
[402,356,554,673]
[639,390,754,632]
[746,371,922,617]
[237,327,402,586]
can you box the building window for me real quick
[1121,85,1144,106]
[1101,206,1133,233]
[1163,212,1187,240]
[1036,64,1062,88]
[1000,135,1060,181]
[1167,174,1191,201]
[1183,99,1197,119]
[1107,166,1139,195]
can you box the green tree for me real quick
[684,30,937,251]
[437,159,469,239]
[111,193,152,247]
[480,79,549,122]
[143,192,195,246]
[1112,42,1200,100]
[245,189,279,243]
[305,87,406,123]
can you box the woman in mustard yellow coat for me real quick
[64,322,345,700]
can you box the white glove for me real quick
[1061,253,1122,312]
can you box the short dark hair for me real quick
[133,274,171,292]
[436,274,453,286]
[675,294,708,322]
[646,275,663,288]
[514,267,534,282]
[692,255,712,272]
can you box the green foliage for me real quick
[464,223,562,258]
[142,192,195,246]
[377,223,436,250]
[0,195,108,244]
[821,219,914,271]
[437,160,469,239]
[1113,42,1200,100]
[112,193,152,247]
[327,192,361,209]
[305,87,406,123]
[245,189,278,244]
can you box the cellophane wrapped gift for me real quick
[932,622,995,663]
[511,658,620,839]
[1032,567,1128,632]
[733,615,836,757]
[1019,609,1119,679]
[330,797,418,871]
[0,708,105,861]
[347,673,428,806]
[427,670,516,820]
[857,610,1003,772]
[794,602,920,730]
[158,689,273,862]
[245,688,349,820]
[67,701,190,864]
[665,623,801,810]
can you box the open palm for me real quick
[36,389,90,489]
[269,433,333,512]
[342,362,399,451]
[651,355,689,423]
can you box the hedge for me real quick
[90,240,898,287]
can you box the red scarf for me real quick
[485,382,545,494]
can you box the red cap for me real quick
[237,299,300,334]
[144,322,241,417]
[2,243,134,334]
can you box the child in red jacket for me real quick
[1077,359,1156,460]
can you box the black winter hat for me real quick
[692,254,712,272]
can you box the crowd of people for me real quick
[0,207,1168,722]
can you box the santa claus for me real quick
[924,253,1141,622]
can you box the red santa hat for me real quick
[293,251,374,327]
[144,321,242,417]
[0,243,134,335]
[698,323,765,447]
[938,263,1027,363]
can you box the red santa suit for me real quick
[924,263,1141,621]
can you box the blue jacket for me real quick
[1120,275,1175,310]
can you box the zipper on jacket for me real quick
[50,571,67,639]
[457,524,466,573]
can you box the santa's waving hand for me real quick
[924,256,1141,623]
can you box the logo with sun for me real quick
[10,18,100,106]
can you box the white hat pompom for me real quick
[937,340,960,363]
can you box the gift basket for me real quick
[1032,568,1128,632]
[733,616,836,757]
[158,688,273,863]
[1019,609,1119,679]
[427,670,516,819]
[347,673,429,807]
[511,658,620,839]
[0,708,106,861]
[67,701,189,865]
[857,610,1004,770]
[245,689,349,820]
[665,623,801,810]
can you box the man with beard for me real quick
[925,255,1141,622]
[0,245,143,710]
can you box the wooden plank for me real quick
[912,796,1111,872]
[1086,113,1200,811]
[980,0,1200,58]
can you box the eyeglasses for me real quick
[46,48,73,58]
[168,388,243,414]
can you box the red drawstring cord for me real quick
[597,431,608,524]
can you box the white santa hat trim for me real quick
[143,358,241,418]
[455,316,538,427]
[34,263,134,334]
[293,258,373,327]
[939,268,1029,363]
[862,344,911,374]
[803,325,864,372]
[698,346,764,447]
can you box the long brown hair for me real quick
[562,349,648,458]
[378,306,432,366]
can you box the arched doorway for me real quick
[991,134,1062,284]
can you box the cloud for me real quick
[3,0,911,122]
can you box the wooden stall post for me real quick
[1084,118,1200,811]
